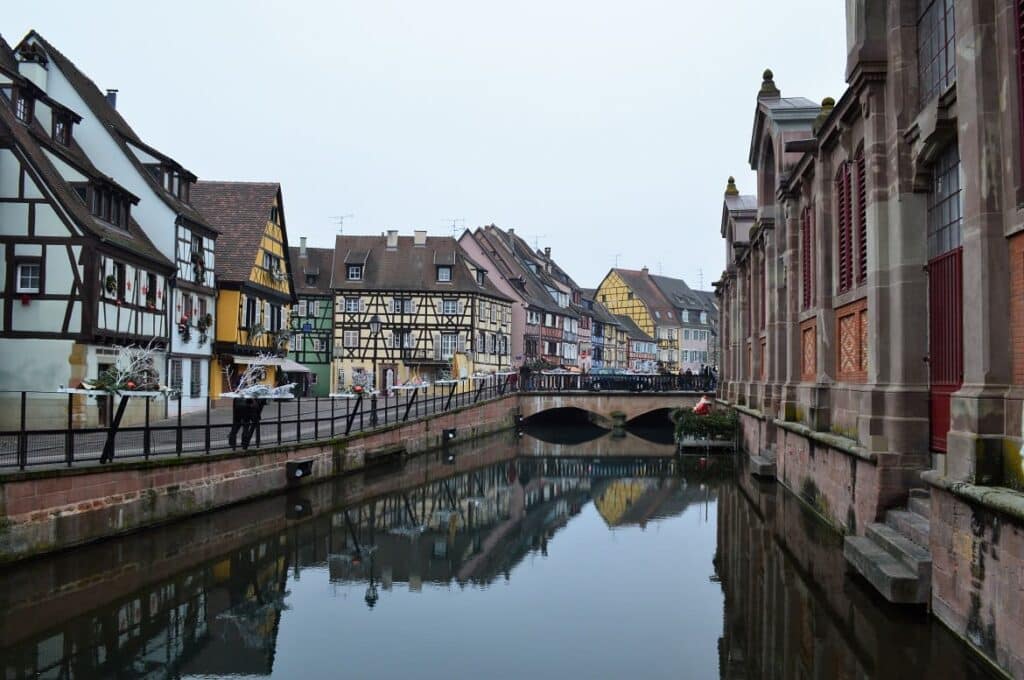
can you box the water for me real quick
[0,428,1001,679]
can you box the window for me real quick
[700,311,708,324]
[344,297,360,313]
[270,206,280,224]
[627,292,633,300]
[270,305,282,331]
[310,373,318,385]
[190,360,202,398]
[15,260,42,293]
[245,298,257,327]
[309,300,320,317]
[440,333,459,359]
[52,114,71,145]
[490,333,498,354]
[442,299,458,315]
[437,266,452,282]
[544,313,554,327]
[545,340,559,356]
[527,310,541,325]
[476,331,486,353]
[184,293,194,318]
[392,331,414,349]
[393,297,413,314]
[311,338,325,352]
[169,360,183,396]
[476,269,485,285]
[12,89,32,123]
[918,0,956,105]
[835,161,854,293]
[927,144,962,259]
[684,329,690,340]
[297,300,308,317]
[199,297,207,318]
[305,273,317,286]
[146,273,157,307]
[683,350,689,361]
[347,265,362,281]
[654,311,661,319]
[525,337,539,357]
[801,205,815,309]
[343,329,360,348]
[855,148,868,284]
[681,310,689,322]
[115,263,126,300]
[262,252,280,272]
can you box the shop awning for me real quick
[230,355,284,366]
[280,358,312,373]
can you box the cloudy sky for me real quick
[8,1,846,289]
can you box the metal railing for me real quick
[0,373,714,470]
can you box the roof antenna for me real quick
[614,253,621,267]
[529,234,547,250]
[446,217,465,238]
[657,261,663,275]
[699,267,704,289]
[330,214,354,234]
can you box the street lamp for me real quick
[369,314,380,425]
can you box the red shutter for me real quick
[1018,0,1024,168]
[856,149,868,284]
[836,163,853,293]
[760,257,766,330]
[801,206,813,309]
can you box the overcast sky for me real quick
[8,1,846,289]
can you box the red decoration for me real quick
[157,290,162,299]
[20,294,30,306]
[353,385,364,393]
[142,286,148,295]
[126,281,132,290]
[692,396,712,416]
[125,380,136,389]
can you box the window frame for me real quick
[52,112,71,146]
[12,88,32,123]
[190,359,202,398]
[344,297,360,313]
[343,329,360,348]
[14,258,43,294]
[441,298,458,315]
[347,265,363,281]
[437,265,453,282]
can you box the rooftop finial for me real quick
[725,176,739,196]
[812,97,836,134]
[759,68,780,99]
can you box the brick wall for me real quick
[1011,233,1024,384]
[0,395,517,564]
[930,487,1024,679]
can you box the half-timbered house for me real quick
[190,181,295,395]
[0,37,173,427]
[288,238,334,396]
[596,268,680,372]
[17,32,221,415]
[331,230,513,392]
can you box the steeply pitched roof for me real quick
[289,245,334,296]
[582,296,620,326]
[614,314,654,342]
[0,41,169,269]
[330,234,513,301]
[22,31,216,233]
[191,181,282,282]
[467,225,566,314]
[609,268,676,322]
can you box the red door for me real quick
[927,247,963,452]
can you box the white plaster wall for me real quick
[34,203,70,237]
[0,203,29,233]
[0,338,74,391]
[45,245,74,293]
[0,149,20,198]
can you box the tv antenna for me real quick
[446,217,465,238]
[529,234,548,250]
[330,214,354,234]
[698,267,704,289]
[613,253,622,267]
[657,261,664,275]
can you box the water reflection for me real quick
[0,430,1000,679]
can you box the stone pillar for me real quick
[946,0,1013,484]
[736,260,750,406]
[809,154,836,431]
[780,197,802,421]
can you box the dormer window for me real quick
[270,206,280,224]
[12,89,32,123]
[437,266,452,282]
[347,265,363,281]
[305,273,317,286]
[88,184,130,228]
[52,113,72,146]
[476,269,485,285]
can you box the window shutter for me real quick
[437,301,444,316]
[433,333,442,359]
[801,206,813,310]
[836,162,853,293]
[458,301,464,316]
[358,298,365,313]
[387,330,395,348]
[855,149,868,284]
[298,300,307,317]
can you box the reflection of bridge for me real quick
[517,430,677,458]
[519,392,707,424]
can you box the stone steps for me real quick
[844,536,927,603]
[748,453,775,479]
[844,491,933,605]
[885,509,930,548]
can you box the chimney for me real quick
[386,229,399,250]
[16,44,47,90]
[413,230,427,247]
[642,266,649,274]
[507,228,515,236]
[299,236,307,258]
[544,247,551,259]
[105,89,118,109]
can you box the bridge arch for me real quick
[519,393,705,424]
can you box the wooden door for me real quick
[927,247,963,452]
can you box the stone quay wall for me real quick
[0,394,518,564]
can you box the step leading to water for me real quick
[885,509,930,549]
[907,495,930,519]
[748,453,776,479]
[865,522,932,581]
[844,536,927,603]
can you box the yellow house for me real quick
[191,181,296,395]
[596,268,680,372]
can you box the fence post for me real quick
[18,391,27,470]
[331,397,336,438]
[296,395,302,442]
[277,400,283,444]
[175,395,182,457]
[66,391,73,467]
[205,396,211,454]
[144,397,151,460]
[314,396,319,439]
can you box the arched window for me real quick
[759,141,776,209]
[801,204,814,309]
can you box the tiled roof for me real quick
[468,226,565,314]
[330,234,513,301]
[0,43,169,269]
[582,296,620,326]
[610,268,676,321]
[289,246,334,296]
[0,35,19,77]
[191,181,282,283]
[23,32,216,233]
[614,314,654,342]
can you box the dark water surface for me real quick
[0,429,1001,679]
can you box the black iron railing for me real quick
[0,373,712,470]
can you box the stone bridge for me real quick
[519,391,709,426]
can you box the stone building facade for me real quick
[715,2,1024,675]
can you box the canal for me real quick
[0,426,1003,679]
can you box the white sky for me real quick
[7,0,846,289]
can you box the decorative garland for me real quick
[104,274,117,296]
[81,342,169,394]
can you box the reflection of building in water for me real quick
[714,477,1001,680]
[0,455,702,679]
[2,535,291,679]
[593,478,716,528]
